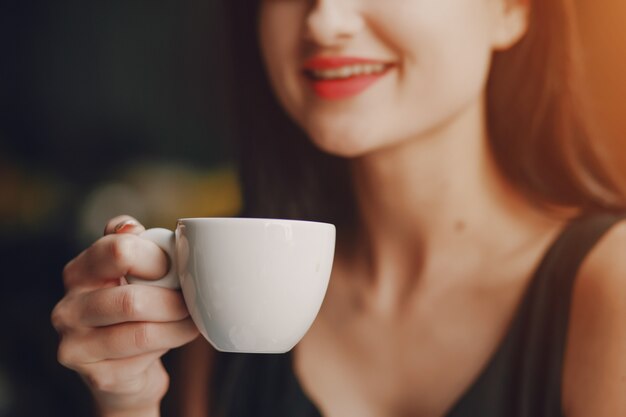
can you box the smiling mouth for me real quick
[304,63,390,81]
[300,56,394,100]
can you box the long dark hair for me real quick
[218,0,625,233]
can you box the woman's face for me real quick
[258,0,528,157]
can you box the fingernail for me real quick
[114,220,139,233]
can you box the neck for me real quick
[346,98,564,288]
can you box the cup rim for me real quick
[176,217,335,228]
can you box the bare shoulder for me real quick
[562,218,626,417]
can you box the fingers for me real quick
[53,215,187,410]
[78,350,168,396]
[59,318,199,366]
[104,215,146,236]
[53,285,189,330]
[82,285,189,327]
[63,233,169,290]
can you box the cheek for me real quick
[258,2,301,63]
[389,2,494,102]
[351,3,494,144]
[258,3,306,118]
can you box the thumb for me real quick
[104,215,147,236]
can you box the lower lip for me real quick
[305,69,390,100]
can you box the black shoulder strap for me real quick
[518,211,626,416]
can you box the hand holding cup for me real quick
[52,215,335,416]
[51,216,199,416]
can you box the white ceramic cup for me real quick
[127,218,336,353]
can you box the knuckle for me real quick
[133,323,153,351]
[85,370,116,393]
[50,301,67,332]
[104,217,120,233]
[57,342,78,369]
[118,286,141,319]
[119,375,146,395]
[105,215,138,234]
[62,261,76,289]
[109,234,136,270]
[51,296,80,333]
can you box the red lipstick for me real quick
[302,56,392,101]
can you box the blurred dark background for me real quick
[1,1,240,416]
[0,1,624,416]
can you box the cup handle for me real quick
[126,228,180,289]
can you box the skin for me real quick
[53,0,626,416]
[52,215,199,417]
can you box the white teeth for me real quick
[309,63,387,80]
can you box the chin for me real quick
[298,113,387,158]
[305,127,380,158]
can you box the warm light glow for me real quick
[578,0,626,186]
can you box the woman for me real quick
[52,0,626,416]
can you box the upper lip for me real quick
[302,56,392,70]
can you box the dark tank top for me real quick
[209,212,625,417]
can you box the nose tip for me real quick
[304,1,364,47]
